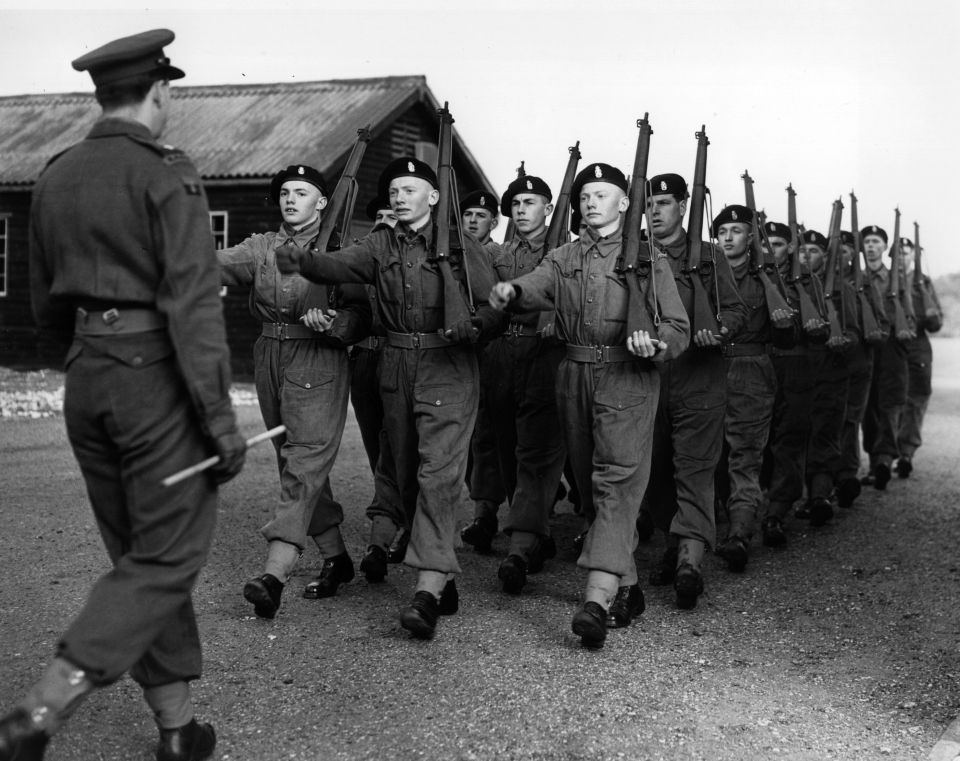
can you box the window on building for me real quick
[0,215,8,297]
[210,211,228,250]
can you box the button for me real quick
[435,400,441,406]
[587,298,594,303]
[405,284,411,289]
[407,262,413,268]
[406,304,412,309]
[132,356,143,366]
[593,253,599,259]
[305,383,311,388]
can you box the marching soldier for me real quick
[1,29,243,761]
[274,157,504,640]
[460,189,502,258]
[644,173,748,608]
[490,163,689,646]
[217,165,371,618]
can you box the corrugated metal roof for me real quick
[0,75,473,186]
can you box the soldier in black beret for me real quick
[489,161,689,646]
[365,195,397,228]
[461,174,554,557]
[459,190,500,257]
[217,164,372,616]
[761,220,792,268]
[642,172,748,608]
[0,29,241,761]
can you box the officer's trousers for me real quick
[254,336,349,550]
[558,359,659,587]
[62,340,216,688]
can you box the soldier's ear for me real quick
[489,217,499,230]
[618,194,629,213]
[428,189,440,207]
[544,203,555,216]
[316,195,328,212]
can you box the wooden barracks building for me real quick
[0,75,494,376]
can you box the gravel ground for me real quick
[1,341,959,761]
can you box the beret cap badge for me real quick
[407,161,415,172]
[660,180,667,191]
[594,165,603,178]
[526,180,533,190]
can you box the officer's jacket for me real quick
[506,224,689,361]
[657,232,749,340]
[29,117,235,437]
[217,215,370,347]
[293,218,504,341]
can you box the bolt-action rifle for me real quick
[315,125,371,256]
[685,126,721,338]
[913,222,942,331]
[849,191,884,344]
[544,143,581,253]
[787,184,828,341]
[822,198,848,344]
[434,102,474,331]
[619,113,660,340]
[502,161,526,244]
[887,208,915,341]
[742,171,794,333]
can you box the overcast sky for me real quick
[2,0,958,275]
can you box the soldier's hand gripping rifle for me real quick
[913,221,942,331]
[887,208,915,341]
[435,102,476,340]
[685,126,722,340]
[502,160,526,244]
[619,113,662,345]
[742,171,794,334]
[849,191,884,344]
[822,198,850,348]
[787,183,828,341]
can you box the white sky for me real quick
[2,0,958,275]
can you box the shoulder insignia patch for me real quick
[183,181,202,195]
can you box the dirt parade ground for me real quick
[1,340,959,761]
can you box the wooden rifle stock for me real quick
[850,191,884,344]
[914,221,939,325]
[621,114,659,338]
[502,161,526,244]
[435,102,472,330]
[742,171,794,330]
[315,126,371,255]
[887,208,914,340]
[786,183,827,341]
[544,143,581,253]
[685,126,720,337]
[822,199,846,343]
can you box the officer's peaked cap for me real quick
[72,29,185,87]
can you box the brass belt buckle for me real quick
[594,345,605,365]
[411,333,421,348]
[102,308,120,325]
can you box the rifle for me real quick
[502,160,526,244]
[786,183,828,341]
[849,191,884,344]
[887,208,915,340]
[315,126,371,255]
[913,222,941,329]
[620,113,659,339]
[685,126,721,337]
[544,143,580,252]
[742,171,794,331]
[822,198,847,344]
[435,102,473,331]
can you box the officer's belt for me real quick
[386,330,451,349]
[722,343,768,358]
[565,344,633,365]
[771,346,805,357]
[355,336,384,351]
[261,322,318,340]
[504,322,539,338]
[75,307,166,335]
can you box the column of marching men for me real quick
[0,26,946,761]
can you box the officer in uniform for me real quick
[490,163,689,646]
[0,29,243,761]
[644,173,748,609]
[217,164,371,617]
[896,237,943,476]
[274,157,504,640]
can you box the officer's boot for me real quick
[674,538,705,610]
[0,657,93,760]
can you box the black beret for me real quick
[899,236,913,248]
[840,230,855,247]
[860,225,888,244]
[500,175,552,217]
[572,163,628,200]
[459,190,498,217]
[72,29,185,87]
[270,165,327,204]
[801,229,828,250]
[763,220,791,240]
[365,195,392,221]
[648,173,689,198]
[378,157,438,196]
[711,204,753,236]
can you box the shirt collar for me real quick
[580,223,623,257]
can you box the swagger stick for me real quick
[162,425,287,487]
